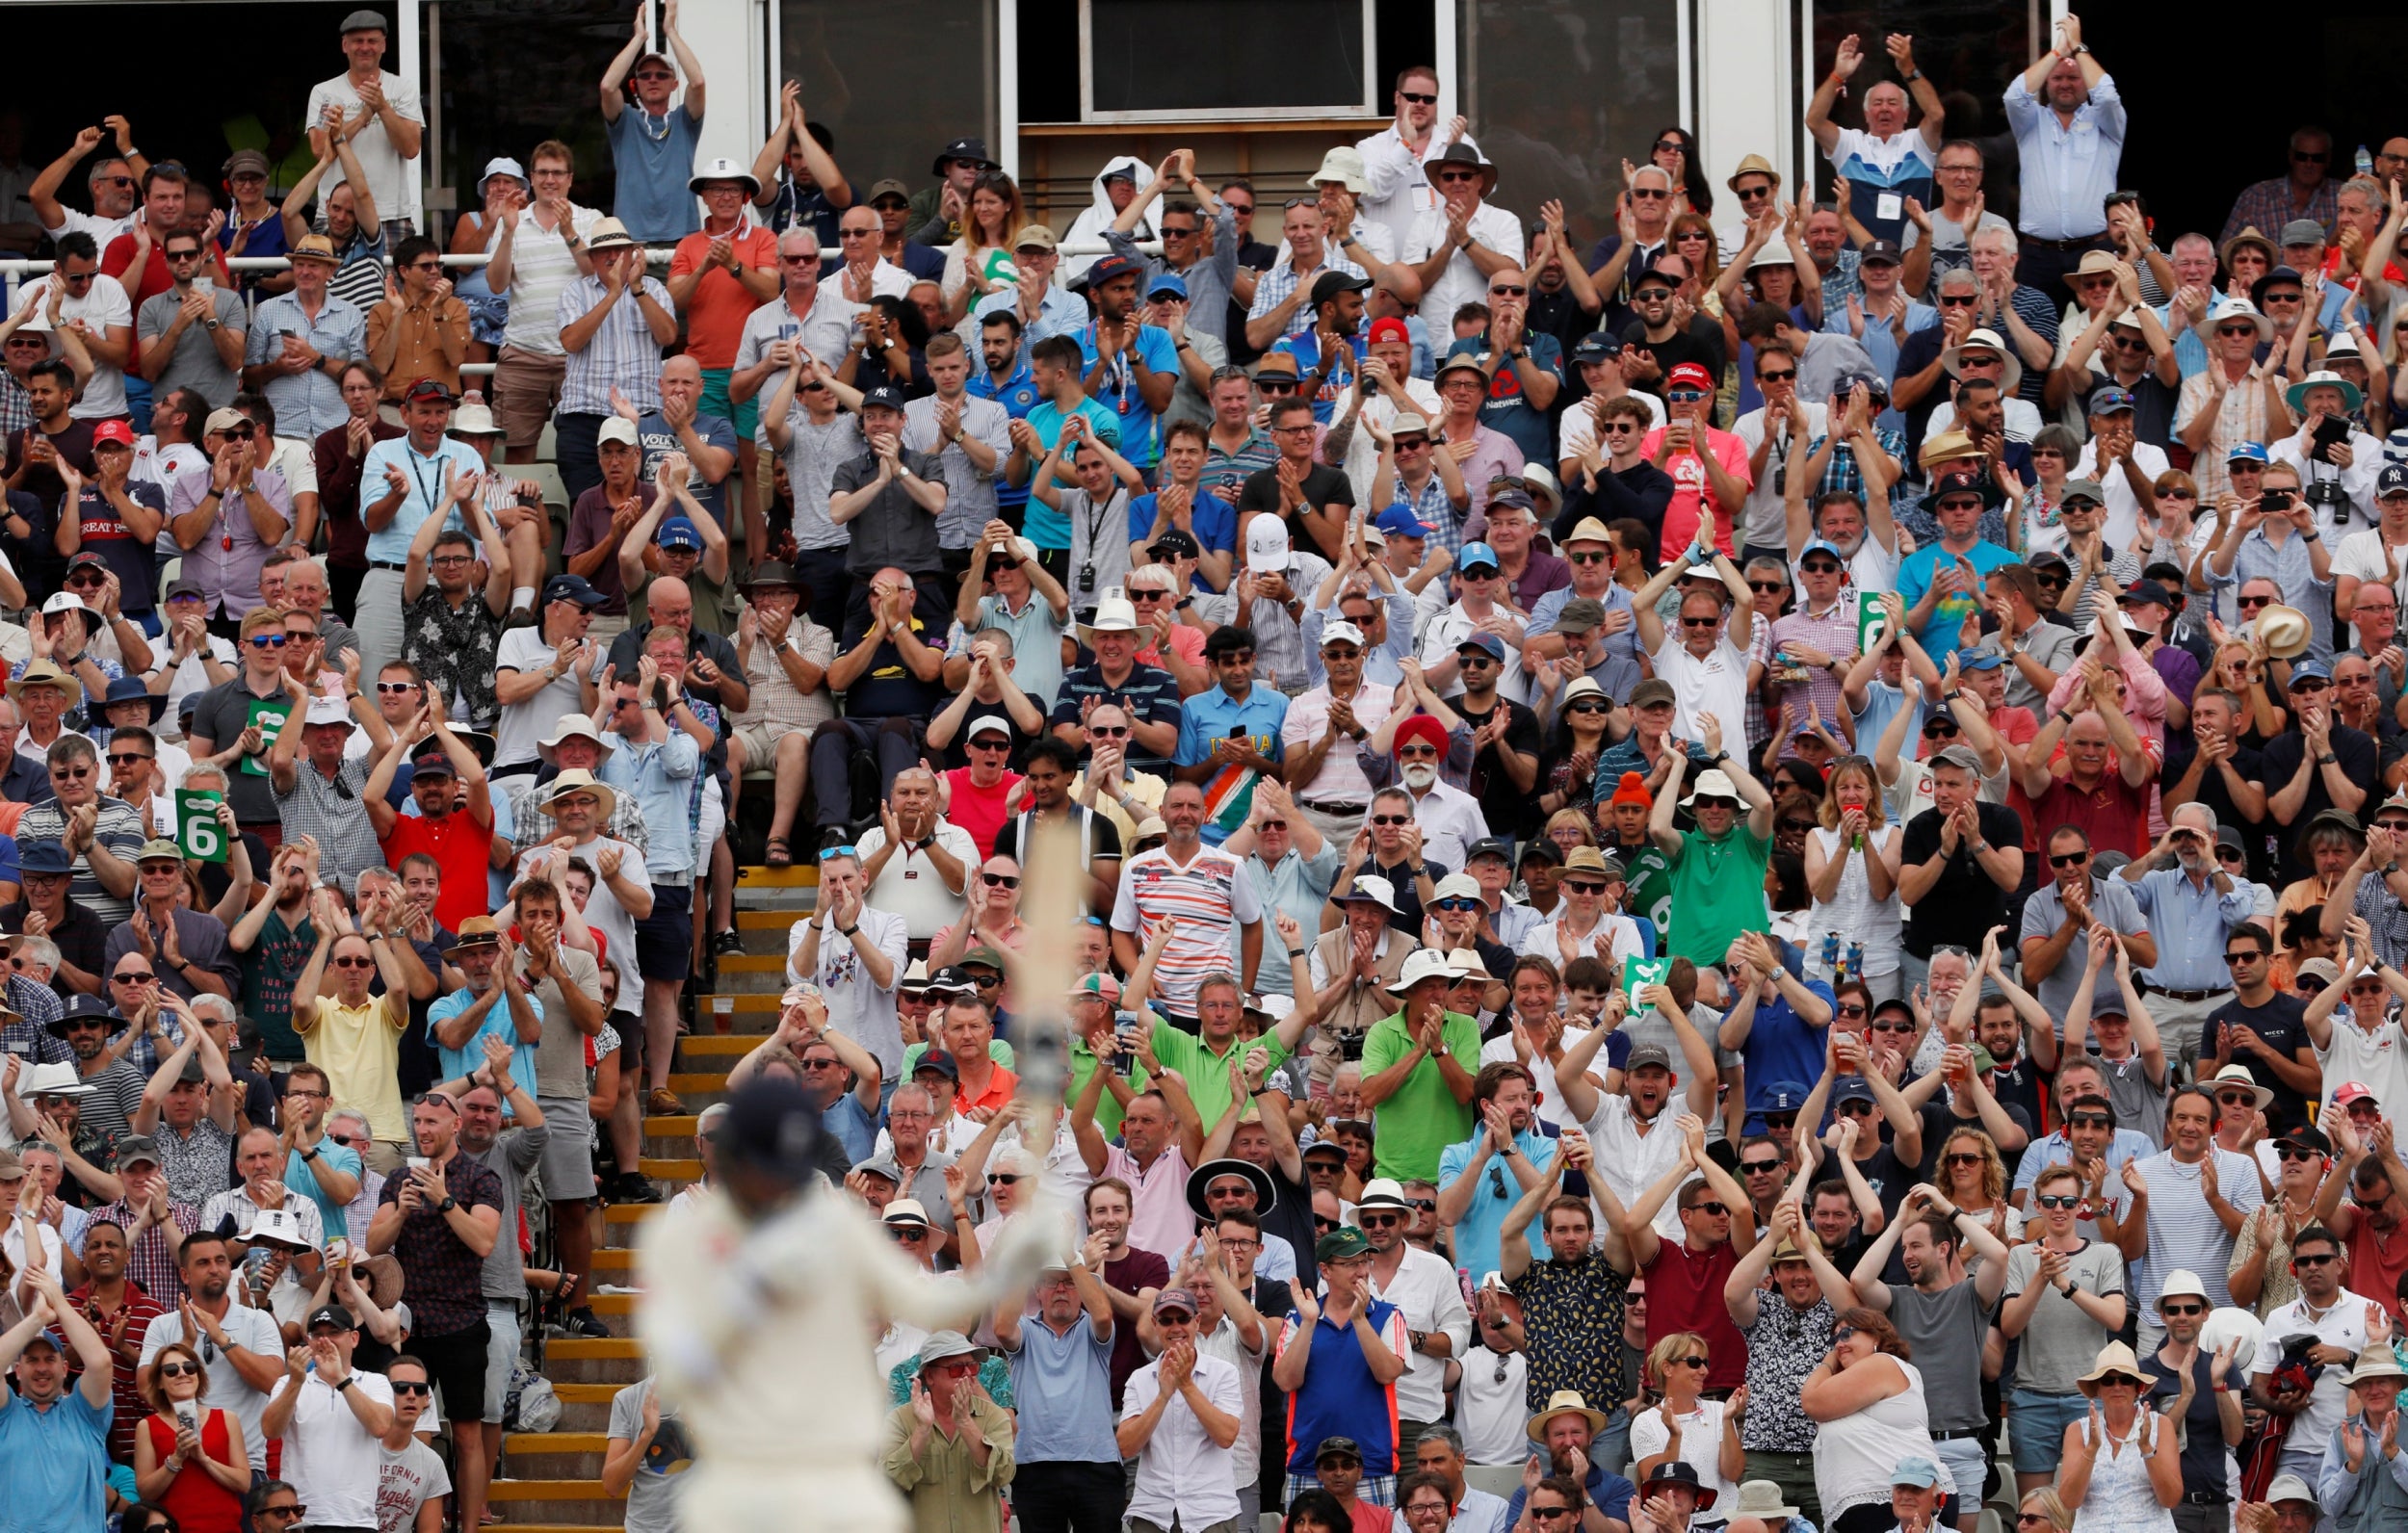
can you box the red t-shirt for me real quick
[944,766,1023,861]
[1641,1237,1748,1392]
[2028,766,2151,860]
[380,804,496,933]
[2349,1219,2408,1322]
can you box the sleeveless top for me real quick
[1806,825,1902,980]
[2069,1409,2176,1533]
[1811,1358,1955,1518]
[144,1409,245,1533]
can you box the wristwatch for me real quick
[334,1376,354,1391]
[437,1195,458,1213]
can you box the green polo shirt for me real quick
[1145,1023,1294,1132]
[1665,823,1771,969]
[1359,1009,1482,1182]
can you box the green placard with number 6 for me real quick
[177,791,228,864]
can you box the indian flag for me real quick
[1199,763,1260,839]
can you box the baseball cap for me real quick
[1571,331,1624,363]
[2088,386,2136,415]
[1146,272,1189,301]
[655,516,703,552]
[1309,270,1373,308]
[1456,540,1501,573]
[91,420,135,449]
[1665,361,1715,392]
[1374,504,1432,538]
[542,574,608,609]
[861,384,908,413]
[596,417,640,449]
[1455,630,1507,663]
[2381,465,2408,499]
[1859,239,1904,267]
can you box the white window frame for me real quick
[1071,0,1378,123]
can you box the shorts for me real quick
[694,775,724,880]
[493,346,568,451]
[2006,1389,2089,1474]
[698,367,758,439]
[1927,1433,1988,1513]
[636,882,694,983]
[608,1006,645,1066]
[536,1095,597,1200]
[413,1318,492,1426]
[483,1300,521,1422]
[732,720,802,770]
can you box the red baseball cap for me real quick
[1367,317,1410,348]
[2333,1080,2380,1108]
[90,420,136,449]
[1666,361,1714,392]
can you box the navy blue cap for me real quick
[912,1051,960,1080]
[1759,1080,1810,1113]
[2381,464,2408,498]
[1085,253,1144,290]
[860,384,909,413]
[1832,1076,1877,1104]
[1571,331,1623,363]
[1958,645,2007,670]
[543,573,608,608]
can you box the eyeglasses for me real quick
[390,1379,433,1394]
[981,872,1021,889]
[2033,1193,2081,1209]
[156,1361,201,1378]
[2067,1112,2114,1129]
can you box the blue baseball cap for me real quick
[1832,1076,1877,1105]
[656,516,703,552]
[2087,385,2136,415]
[2287,660,2334,687]
[1958,645,2007,671]
[1759,1081,1810,1113]
[1083,252,1144,290]
[2380,464,2408,498]
[1457,540,1502,573]
[1891,1457,1941,1491]
[1374,504,1432,538]
[1146,271,1190,301]
[2226,440,2270,466]
[542,573,608,608]
[1455,631,1507,664]
[1798,538,1846,563]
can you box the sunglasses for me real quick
[1832,1326,1858,1343]
[331,955,378,969]
[981,872,1021,889]
[2225,949,2265,964]
[390,1379,434,1394]
[2160,1303,2206,1317]
[2278,1144,2320,1162]
[1088,724,1130,739]
[1561,879,1606,896]
[248,634,287,648]
[2067,1113,2114,1129]
[2237,594,2275,611]
[1869,1020,1914,1034]
[1371,814,1414,826]
[108,752,154,766]
[1358,1211,1404,1229]
[1680,615,1721,629]
[1567,550,1610,565]
[1568,702,1609,715]
[1944,1152,1985,1167]
[1665,389,1706,403]
[1687,1201,1728,1216]
[157,1361,201,1378]
[1741,1158,1782,1174]
[1432,897,1482,913]
[2050,851,2090,868]
[1835,1002,1868,1018]
[1937,294,1979,307]
[2033,1193,2081,1209]
[1748,580,1788,594]
[114,970,157,983]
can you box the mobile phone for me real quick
[406,1156,432,1175]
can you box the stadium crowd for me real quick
[14,6,2408,1533]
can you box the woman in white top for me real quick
[939,170,1028,323]
[1628,1331,1743,1526]
[2058,1342,2180,1533]
[1802,1308,1956,1533]
[1801,756,1901,999]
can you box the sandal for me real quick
[765,835,793,868]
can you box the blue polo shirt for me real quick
[1005,1315,1120,1464]
[0,1387,111,1533]
[284,1138,365,1239]
[1173,685,1290,844]
[1478,333,1566,464]
[1438,1128,1560,1278]
[1281,1297,1404,1474]
[1076,321,1181,471]
[969,361,1043,512]
[1271,329,1367,425]
[1732,972,1838,1129]
[1023,397,1123,551]
[1127,488,1239,578]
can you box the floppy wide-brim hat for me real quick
[1185,1157,1277,1221]
[2076,1340,2150,1395]
[535,768,619,821]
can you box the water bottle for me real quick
[1845,942,1866,983]
[2358,144,2376,178]
[1822,931,1842,974]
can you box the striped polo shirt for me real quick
[1109,844,1264,1013]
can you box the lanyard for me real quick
[405,445,447,520]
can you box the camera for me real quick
[2261,488,2294,512]
[1078,563,1096,593]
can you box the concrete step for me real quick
[639,1157,702,1183]
[501,1432,607,1479]
[484,1484,622,1525]
[736,864,820,891]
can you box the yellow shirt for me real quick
[302,993,408,1142]
[1075,768,1165,844]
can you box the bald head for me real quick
[643,576,694,629]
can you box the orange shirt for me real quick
[668,222,780,369]
[380,804,495,933]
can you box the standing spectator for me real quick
[2002,18,2126,299]
[1274,1226,1411,1500]
[16,735,144,926]
[2119,806,2258,1074]
[242,237,363,445]
[554,221,676,506]
[2251,1222,2375,1494]
[1118,1285,1244,1533]
[1434,1063,1557,1280]
[1806,34,1945,247]
[131,1337,251,1531]
[880,1331,1018,1533]
[993,1252,1117,1533]
[260,1302,399,1533]
[1499,1150,1633,1463]
[1623,1121,1757,1398]
[366,719,494,936]
[487,142,603,469]
[136,1233,283,1468]
[598,0,706,244]
[374,1354,451,1533]
[290,891,410,1166]
[365,238,470,403]
[1356,1177,1470,1460]
[0,1263,115,1533]
[365,1091,504,1532]
[136,229,247,409]
[1720,1205,1856,1527]
[1360,949,1479,1183]
[2202,924,2321,1133]
[2135,1269,2248,1529]
[1845,1186,2012,1524]
[65,1215,165,1464]
[602,1375,686,1533]
[307,10,424,244]
[1109,781,1263,1025]
[1998,1163,2131,1494]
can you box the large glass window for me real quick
[1463,0,1682,255]
[781,0,995,196]
[1807,5,2038,230]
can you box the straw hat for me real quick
[2076,1340,2150,1395]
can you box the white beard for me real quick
[1402,763,1438,791]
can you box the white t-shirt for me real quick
[2331,530,2408,611]
[492,627,590,769]
[281,1367,400,1529]
[498,204,604,355]
[2069,440,2174,550]
[851,821,980,941]
[517,836,648,1015]
[1732,403,1830,553]
[1628,1398,1741,1515]
[376,1436,452,1533]
[1421,604,1529,703]
[304,71,427,228]
[1651,632,1751,742]
[20,271,134,419]
[1557,393,1668,468]
[41,205,135,247]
